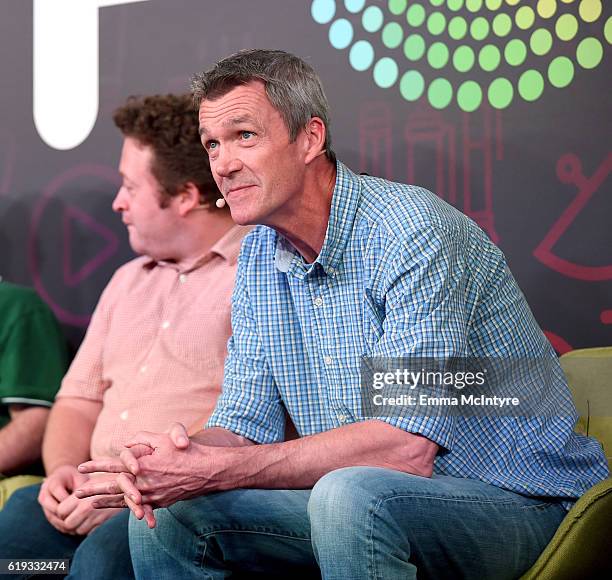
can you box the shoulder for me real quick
[0,282,53,320]
[355,174,498,256]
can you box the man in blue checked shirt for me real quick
[77,49,608,580]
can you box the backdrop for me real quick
[0,0,610,353]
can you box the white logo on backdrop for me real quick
[34,0,151,150]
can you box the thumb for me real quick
[166,422,190,449]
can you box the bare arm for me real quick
[78,420,438,510]
[42,397,102,474]
[0,405,49,474]
[194,420,437,491]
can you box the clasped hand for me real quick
[38,465,123,535]
[75,423,202,528]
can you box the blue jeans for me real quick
[0,484,134,579]
[129,467,566,579]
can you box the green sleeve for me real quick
[0,308,69,406]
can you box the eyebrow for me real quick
[199,115,257,137]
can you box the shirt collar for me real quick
[141,225,251,273]
[315,160,361,275]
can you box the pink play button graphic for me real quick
[29,163,127,326]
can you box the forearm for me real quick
[206,420,438,491]
[191,426,255,448]
[43,398,101,474]
[0,407,49,473]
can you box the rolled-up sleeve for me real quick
[365,225,473,451]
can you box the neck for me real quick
[272,158,336,264]
[174,209,235,269]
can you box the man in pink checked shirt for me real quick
[0,94,249,579]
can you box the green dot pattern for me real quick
[315,0,609,111]
[471,17,490,40]
[479,45,501,71]
[404,34,426,60]
[400,70,425,100]
[530,29,553,55]
[427,12,447,35]
[388,0,407,15]
[518,70,544,101]
[548,56,574,87]
[556,14,578,41]
[373,57,399,88]
[406,4,426,26]
[576,37,603,69]
[362,5,384,32]
[492,13,512,37]
[605,17,612,44]
[447,0,464,11]
[382,22,403,48]
[453,45,475,72]
[488,77,513,108]
[427,42,450,68]
[428,78,453,109]
[516,6,535,30]
[457,80,483,112]
[448,16,468,39]
[505,39,527,66]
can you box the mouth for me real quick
[226,185,254,198]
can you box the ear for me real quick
[176,182,203,216]
[302,117,327,165]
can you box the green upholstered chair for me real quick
[521,347,612,579]
[0,475,43,510]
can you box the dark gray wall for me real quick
[1,0,610,353]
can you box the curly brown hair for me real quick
[113,94,221,208]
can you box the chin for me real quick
[229,207,260,227]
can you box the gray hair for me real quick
[191,49,335,162]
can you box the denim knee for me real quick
[308,467,376,534]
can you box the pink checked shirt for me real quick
[56,225,250,459]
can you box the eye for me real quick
[241,131,254,140]
[205,140,218,151]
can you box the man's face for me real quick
[113,137,181,259]
[198,81,307,227]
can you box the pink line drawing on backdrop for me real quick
[62,204,118,287]
[29,163,120,326]
[359,101,393,180]
[534,153,612,281]
[403,106,500,243]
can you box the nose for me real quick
[213,147,243,179]
[112,186,128,213]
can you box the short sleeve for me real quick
[0,300,69,406]
[55,273,118,402]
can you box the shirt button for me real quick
[328,266,335,275]
[338,414,346,423]
[120,410,129,421]
[161,320,170,329]
[314,297,323,307]
[323,355,332,365]
[179,274,187,284]
[140,365,147,373]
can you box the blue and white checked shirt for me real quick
[208,161,609,504]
